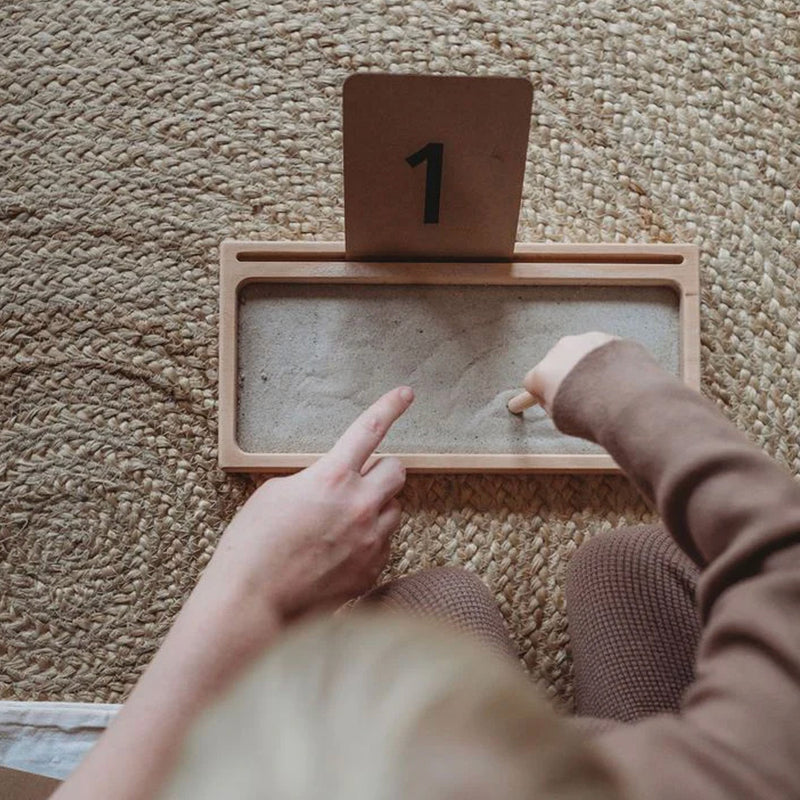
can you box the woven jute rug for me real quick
[2,1,798,707]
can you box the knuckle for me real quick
[524,368,543,393]
[322,461,351,487]
[350,497,376,526]
[387,508,402,529]
[557,334,577,350]
[523,368,537,388]
[385,497,401,515]
[361,414,384,437]
[384,457,406,482]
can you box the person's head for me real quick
[159,611,623,800]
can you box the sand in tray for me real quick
[236,283,680,455]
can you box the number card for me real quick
[343,74,533,260]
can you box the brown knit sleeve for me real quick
[551,338,800,799]
[552,338,800,615]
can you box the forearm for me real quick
[53,570,281,800]
[552,339,800,612]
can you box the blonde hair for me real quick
[160,612,622,800]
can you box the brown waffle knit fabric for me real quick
[369,525,701,724]
[567,525,701,722]
[362,566,519,662]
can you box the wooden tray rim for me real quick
[219,240,700,473]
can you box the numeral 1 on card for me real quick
[406,142,443,224]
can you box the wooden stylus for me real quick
[507,390,539,414]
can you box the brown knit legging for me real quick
[364,526,702,723]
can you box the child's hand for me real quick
[205,386,414,622]
[524,332,618,415]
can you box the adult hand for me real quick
[52,387,414,800]
[524,332,618,415]
[206,386,415,622]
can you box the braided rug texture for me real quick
[2,1,798,706]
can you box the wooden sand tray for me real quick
[219,240,699,473]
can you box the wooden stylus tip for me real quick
[507,390,538,415]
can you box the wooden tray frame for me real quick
[219,241,700,473]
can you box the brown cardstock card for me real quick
[343,73,532,260]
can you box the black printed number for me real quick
[406,142,443,224]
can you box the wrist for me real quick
[137,571,284,720]
[200,511,293,617]
[185,565,283,655]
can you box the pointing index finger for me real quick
[327,386,414,472]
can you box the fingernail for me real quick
[399,386,414,403]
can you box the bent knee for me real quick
[567,525,666,587]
